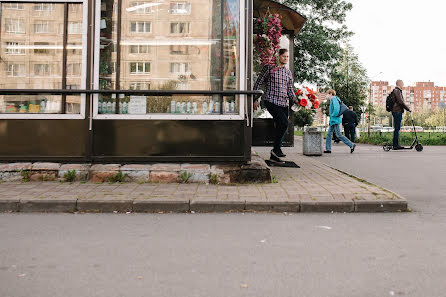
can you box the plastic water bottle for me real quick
[209,99,214,113]
[224,101,229,113]
[170,100,176,113]
[181,101,186,114]
[176,102,181,114]
[102,101,107,113]
[106,101,112,113]
[98,100,102,114]
[230,101,235,113]
[192,101,197,114]
[123,102,128,114]
[214,101,220,113]
[40,100,46,113]
[202,101,208,114]
[186,101,191,114]
[111,101,116,113]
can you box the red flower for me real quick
[313,100,320,109]
[295,89,303,96]
[308,94,316,100]
[300,98,307,107]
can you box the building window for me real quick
[130,44,150,54]
[5,19,25,34]
[129,2,153,14]
[6,63,25,77]
[33,42,53,55]
[170,45,189,55]
[33,3,54,12]
[34,64,51,76]
[170,62,188,73]
[67,63,82,76]
[170,2,191,14]
[129,82,151,90]
[130,21,151,33]
[67,43,82,55]
[34,21,50,33]
[5,42,25,55]
[170,22,190,34]
[4,3,24,10]
[130,62,151,74]
[68,22,82,34]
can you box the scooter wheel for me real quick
[415,144,423,152]
[383,144,391,152]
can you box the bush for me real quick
[356,132,446,146]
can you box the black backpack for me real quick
[385,91,394,112]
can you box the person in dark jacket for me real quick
[342,106,358,142]
[392,80,411,149]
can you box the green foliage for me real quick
[21,170,31,182]
[272,175,278,183]
[294,108,315,127]
[178,171,193,183]
[63,170,76,182]
[283,0,354,85]
[356,132,446,146]
[110,172,127,183]
[209,173,218,185]
[402,108,434,127]
[327,44,368,112]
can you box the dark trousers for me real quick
[392,111,403,147]
[264,100,289,151]
[344,124,355,142]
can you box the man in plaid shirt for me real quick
[254,48,297,163]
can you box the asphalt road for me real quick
[1,141,446,297]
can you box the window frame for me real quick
[0,0,88,120]
[93,0,246,120]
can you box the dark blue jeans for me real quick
[264,100,289,151]
[392,112,403,147]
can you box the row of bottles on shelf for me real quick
[98,101,129,114]
[170,100,236,114]
[6,99,60,113]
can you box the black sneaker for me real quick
[350,144,356,153]
[270,153,285,164]
[273,148,286,158]
[324,150,331,153]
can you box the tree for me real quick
[327,44,368,113]
[282,0,354,85]
[294,108,315,127]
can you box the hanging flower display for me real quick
[254,13,282,66]
[292,87,320,111]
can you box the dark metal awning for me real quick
[253,0,306,35]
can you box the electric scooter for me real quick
[383,112,423,152]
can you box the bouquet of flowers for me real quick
[292,87,320,111]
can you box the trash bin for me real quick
[303,127,323,156]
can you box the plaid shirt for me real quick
[253,65,295,107]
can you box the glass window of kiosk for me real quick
[95,0,245,119]
[0,1,87,119]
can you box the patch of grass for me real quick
[272,175,278,183]
[63,170,76,182]
[109,171,127,183]
[209,173,218,185]
[178,171,192,183]
[356,131,446,146]
[21,169,31,182]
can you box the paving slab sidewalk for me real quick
[0,151,407,213]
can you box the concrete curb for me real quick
[354,200,408,212]
[77,200,133,213]
[300,201,354,213]
[19,199,76,213]
[245,201,300,212]
[190,200,245,212]
[0,199,408,214]
[0,200,20,212]
[133,200,190,213]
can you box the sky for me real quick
[345,0,446,87]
